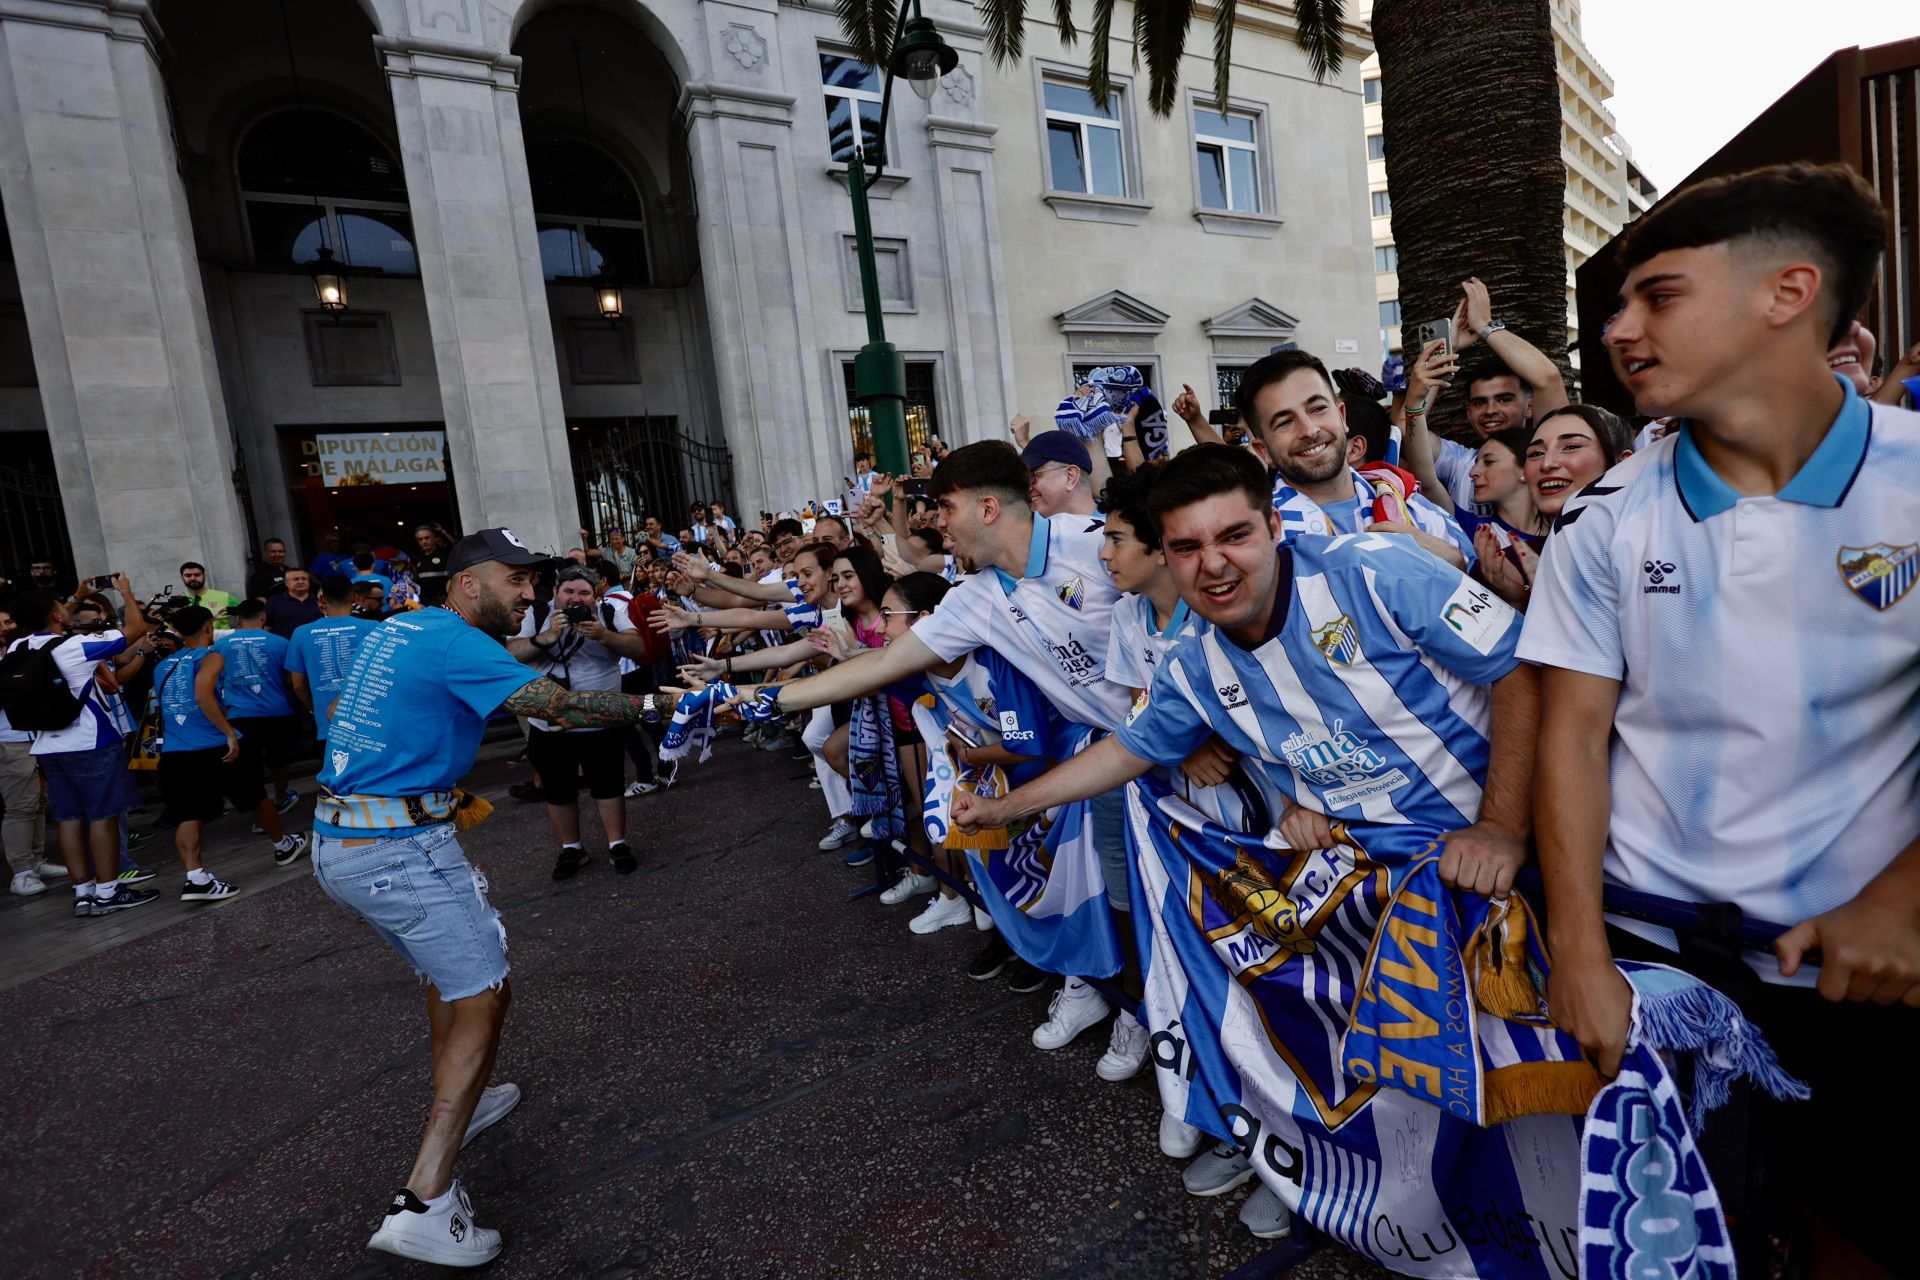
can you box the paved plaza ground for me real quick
[0,734,1390,1279]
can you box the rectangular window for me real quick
[1043,79,1127,197]
[844,360,940,459]
[1364,77,1382,104]
[1194,107,1260,212]
[1367,133,1386,161]
[1379,299,1401,326]
[1371,189,1392,218]
[821,53,884,163]
[1374,244,1398,273]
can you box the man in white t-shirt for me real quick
[508,566,653,877]
[0,580,155,915]
[1521,162,1916,1274]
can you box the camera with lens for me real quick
[139,587,194,627]
[560,602,595,625]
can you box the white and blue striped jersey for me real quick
[1272,467,1475,566]
[1105,593,1203,694]
[1518,379,1920,969]
[912,513,1130,730]
[1117,535,1521,840]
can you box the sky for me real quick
[1579,0,1918,192]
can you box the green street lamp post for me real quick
[847,0,956,478]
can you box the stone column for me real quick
[0,0,252,590]
[377,34,576,553]
[924,100,1016,445]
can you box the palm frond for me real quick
[1086,0,1117,109]
[1134,0,1193,116]
[976,0,1028,66]
[1291,0,1346,82]
[832,0,898,66]
[1051,0,1078,50]
[1209,0,1238,111]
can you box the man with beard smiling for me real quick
[309,528,671,1268]
[1238,349,1473,570]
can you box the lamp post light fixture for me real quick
[846,0,956,477]
[309,245,348,315]
[594,277,625,323]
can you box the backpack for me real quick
[0,635,86,731]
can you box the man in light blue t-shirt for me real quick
[309,528,674,1268]
[285,575,377,748]
[212,599,299,814]
[151,606,306,900]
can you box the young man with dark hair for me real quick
[286,575,378,754]
[213,599,301,820]
[178,561,238,631]
[151,606,307,894]
[1524,161,1914,1278]
[1233,350,1472,568]
[247,538,290,601]
[2,578,154,915]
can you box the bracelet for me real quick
[1122,435,1138,443]
[1406,401,1430,416]
[530,636,553,652]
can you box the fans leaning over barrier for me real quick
[150,606,308,896]
[310,528,673,1268]
[1524,161,1919,1276]
[507,564,653,878]
[214,600,301,815]
[0,577,153,916]
[285,575,378,750]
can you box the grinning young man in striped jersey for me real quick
[950,443,1538,906]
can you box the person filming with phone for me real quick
[507,565,653,878]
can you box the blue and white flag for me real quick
[659,681,782,763]
[1125,773,1586,1277]
[966,724,1120,979]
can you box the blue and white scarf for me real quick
[1579,966,1808,1280]
[847,692,903,841]
[659,681,783,763]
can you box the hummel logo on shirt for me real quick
[1642,558,1680,594]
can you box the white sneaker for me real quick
[366,1180,502,1267]
[1095,1010,1150,1081]
[34,861,68,880]
[880,870,936,905]
[1031,978,1111,1050]
[10,871,47,897]
[461,1082,522,1149]
[817,817,860,850]
[908,893,973,934]
[624,780,661,798]
[973,906,993,930]
[1159,1111,1207,1159]
[1237,1181,1292,1239]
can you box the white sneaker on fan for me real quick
[366,1180,502,1267]
[880,870,936,905]
[908,893,973,934]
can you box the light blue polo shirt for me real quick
[1519,377,1920,977]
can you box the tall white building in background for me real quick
[1359,0,1657,369]
[0,0,1377,589]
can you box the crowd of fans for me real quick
[1,160,1916,1273]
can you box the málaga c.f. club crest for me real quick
[1056,576,1084,610]
[1837,542,1918,611]
[1309,614,1359,666]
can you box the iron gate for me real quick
[570,416,735,544]
[0,459,72,579]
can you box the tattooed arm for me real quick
[501,676,660,729]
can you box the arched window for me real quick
[238,109,417,275]
[528,138,650,287]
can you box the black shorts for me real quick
[526,728,625,803]
[1607,926,1911,1268]
[230,715,294,771]
[158,744,267,825]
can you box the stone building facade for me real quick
[0,0,1374,590]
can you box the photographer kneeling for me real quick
[508,565,651,877]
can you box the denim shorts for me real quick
[39,738,141,823]
[312,826,509,1000]
[1090,784,1129,913]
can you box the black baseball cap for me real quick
[1020,431,1093,474]
[446,528,557,575]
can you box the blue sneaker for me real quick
[94,885,158,913]
[116,866,157,886]
[276,788,301,815]
[842,843,874,868]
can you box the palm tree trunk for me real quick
[1373,0,1567,439]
